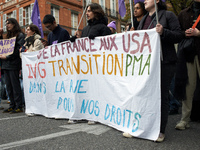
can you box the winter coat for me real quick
[178,6,200,61]
[137,10,183,64]
[25,34,44,52]
[81,17,111,39]
[174,5,200,100]
[20,34,44,58]
[1,32,25,70]
[47,24,70,46]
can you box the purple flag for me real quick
[118,0,126,17]
[134,0,144,3]
[134,0,165,3]
[31,0,44,38]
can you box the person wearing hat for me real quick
[107,21,117,34]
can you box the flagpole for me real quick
[77,0,89,31]
[154,0,159,24]
[154,0,163,61]
[129,0,134,28]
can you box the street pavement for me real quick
[0,99,200,150]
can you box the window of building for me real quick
[6,10,16,20]
[99,0,105,11]
[110,0,116,17]
[25,4,34,25]
[87,0,91,4]
[19,7,23,26]
[7,13,12,19]
[71,12,78,35]
[3,14,7,31]
[51,6,59,24]
[12,10,17,19]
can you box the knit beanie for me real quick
[107,21,116,30]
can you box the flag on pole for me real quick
[31,0,44,38]
[134,0,144,3]
[118,0,126,17]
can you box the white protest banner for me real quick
[0,37,16,56]
[22,28,161,141]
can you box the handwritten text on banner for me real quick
[0,37,16,56]
[22,28,161,141]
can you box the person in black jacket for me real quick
[175,0,200,130]
[42,14,70,46]
[74,3,111,39]
[0,18,25,113]
[68,3,111,125]
[122,0,183,142]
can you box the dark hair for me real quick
[28,24,41,36]
[136,2,147,15]
[6,18,23,38]
[157,0,167,10]
[43,14,55,24]
[87,3,105,20]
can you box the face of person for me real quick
[134,3,144,18]
[6,21,15,31]
[144,0,157,12]
[109,27,115,34]
[44,22,56,31]
[86,6,95,20]
[26,27,35,37]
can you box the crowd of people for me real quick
[0,0,200,143]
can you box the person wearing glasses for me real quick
[42,14,70,46]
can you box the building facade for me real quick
[0,0,127,39]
